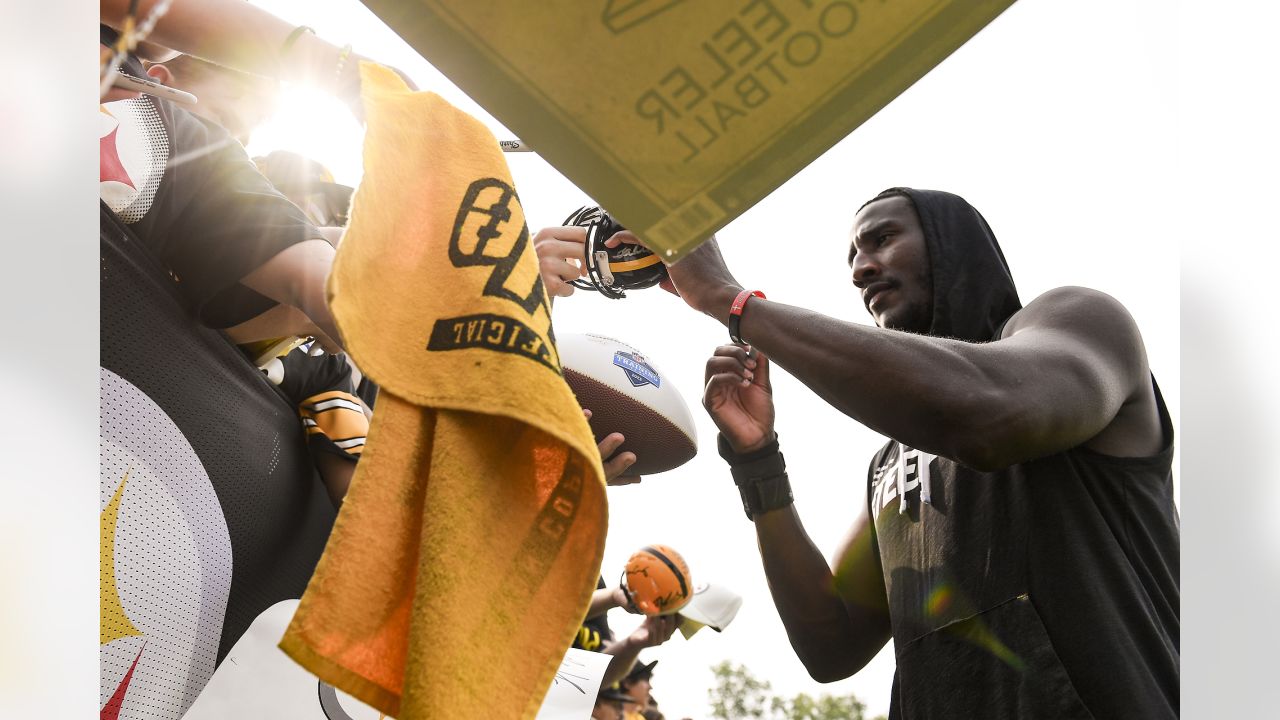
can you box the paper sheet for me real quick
[534,648,613,720]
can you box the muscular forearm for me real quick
[754,505,887,681]
[683,266,1144,469]
[711,293,1008,465]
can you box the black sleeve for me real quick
[276,350,355,405]
[154,105,324,327]
[275,350,367,462]
[355,377,379,411]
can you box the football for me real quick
[558,333,697,475]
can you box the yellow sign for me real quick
[364,0,1016,258]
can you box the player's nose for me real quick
[851,253,880,288]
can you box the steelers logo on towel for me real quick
[100,368,232,720]
[427,177,560,373]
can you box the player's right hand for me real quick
[703,344,775,454]
[605,231,744,316]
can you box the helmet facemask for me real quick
[565,206,668,299]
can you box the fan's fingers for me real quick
[603,452,638,485]
[542,238,589,262]
[603,229,645,248]
[540,254,582,282]
[597,432,626,458]
[532,225,587,245]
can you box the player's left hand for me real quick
[704,344,775,454]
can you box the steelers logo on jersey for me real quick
[100,99,169,223]
[100,368,232,719]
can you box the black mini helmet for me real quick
[565,206,668,299]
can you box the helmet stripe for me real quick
[609,254,663,272]
[640,545,688,597]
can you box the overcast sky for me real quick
[243,1,1183,716]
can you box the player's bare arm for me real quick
[704,346,890,681]
[737,288,1158,468]
[754,505,891,682]
[659,230,1159,469]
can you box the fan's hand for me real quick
[533,226,589,298]
[627,614,678,648]
[584,409,641,486]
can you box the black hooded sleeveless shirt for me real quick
[864,189,1179,719]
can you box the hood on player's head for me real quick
[850,187,1022,342]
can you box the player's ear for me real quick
[146,63,174,86]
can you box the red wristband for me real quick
[728,290,765,345]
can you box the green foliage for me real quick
[706,661,879,720]
[707,661,773,719]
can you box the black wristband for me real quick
[736,473,793,521]
[717,433,793,520]
[717,433,783,480]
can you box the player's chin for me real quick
[879,309,924,333]
[869,305,896,329]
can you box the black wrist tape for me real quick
[717,433,794,520]
[717,432,780,464]
[735,472,793,521]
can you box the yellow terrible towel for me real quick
[280,64,607,719]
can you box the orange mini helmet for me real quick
[620,544,693,616]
